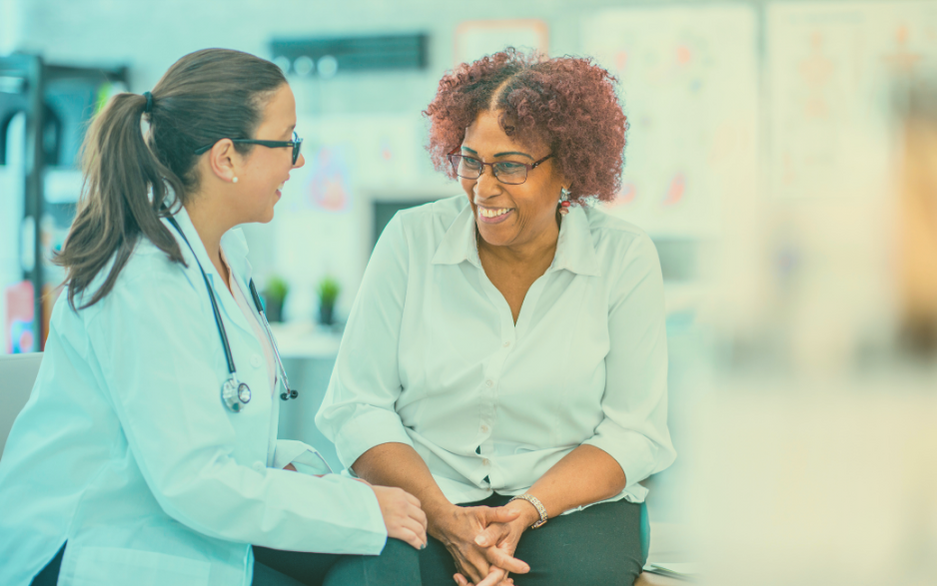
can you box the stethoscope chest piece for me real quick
[222,377,251,412]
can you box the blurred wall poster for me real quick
[582,6,759,239]
[768,1,937,201]
[272,115,419,319]
[5,281,34,354]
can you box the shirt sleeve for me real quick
[582,232,677,488]
[316,215,415,469]
[85,262,387,555]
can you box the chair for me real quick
[0,352,43,458]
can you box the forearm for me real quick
[352,442,453,531]
[522,444,626,521]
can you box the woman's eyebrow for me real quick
[494,151,533,159]
[460,147,533,160]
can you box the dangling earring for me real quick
[558,187,571,216]
[232,177,239,184]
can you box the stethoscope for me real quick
[167,216,299,412]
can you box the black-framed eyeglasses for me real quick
[447,152,553,185]
[194,131,303,165]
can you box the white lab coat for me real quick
[0,207,387,586]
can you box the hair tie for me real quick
[143,91,153,114]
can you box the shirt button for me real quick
[251,354,262,368]
[481,425,489,433]
[485,380,494,387]
[252,461,265,472]
[503,341,511,348]
[482,459,490,466]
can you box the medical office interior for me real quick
[2,0,937,584]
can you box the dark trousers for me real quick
[32,539,421,586]
[419,494,648,586]
[253,539,420,586]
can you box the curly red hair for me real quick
[424,48,627,203]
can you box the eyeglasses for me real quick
[447,152,553,185]
[194,131,303,165]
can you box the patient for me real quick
[317,48,676,586]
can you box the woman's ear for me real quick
[207,139,239,183]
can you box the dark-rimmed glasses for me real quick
[447,152,553,185]
[194,131,303,165]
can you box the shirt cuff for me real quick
[583,428,668,489]
[274,439,333,475]
[335,408,415,469]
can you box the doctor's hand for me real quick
[372,485,428,550]
[429,504,529,585]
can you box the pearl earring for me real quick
[558,187,571,216]
[232,177,238,184]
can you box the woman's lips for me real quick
[477,207,513,224]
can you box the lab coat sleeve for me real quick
[582,232,677,488]
[316,215,415,469]
[85,260,387,554]
[273,439,332,475]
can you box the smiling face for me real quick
[460,110,567,253]
[231,83,305,223]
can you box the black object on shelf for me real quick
[271,33,429,75]
[0,54,128,349]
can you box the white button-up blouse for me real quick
[317,196,676,506]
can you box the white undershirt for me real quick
[221,251,277,395]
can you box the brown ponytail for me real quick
[55,48,286,309]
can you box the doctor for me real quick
[0,49,426,586]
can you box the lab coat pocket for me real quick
[65,545,210,586]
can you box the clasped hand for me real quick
[435,502,535,586]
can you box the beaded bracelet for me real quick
[509,493,549,528]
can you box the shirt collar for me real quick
[432,200,601,277]
[550,205,601,277]
[432,202,481,268]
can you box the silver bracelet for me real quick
[509,493,548,529]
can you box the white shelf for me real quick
[268,321,343,360]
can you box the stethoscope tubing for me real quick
[249,281,297,401]
[166,215,297,409]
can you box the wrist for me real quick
[507,498,543,528]
[424,500,459,539]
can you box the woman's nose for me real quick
[473,166,501,197]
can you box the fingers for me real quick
[402,515,427,546]
[451,548,489,584]
[453,573,472,586]
[373,485,428,550]
[412,501,428,530]
[482,506,521,525]
[394,526,426,551]
[485,546,529,575]
[475,566,507,586]
[474,523,510,548]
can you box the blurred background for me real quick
[2,0,937,584]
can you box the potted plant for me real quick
[261,276,288,323]
[316,276,340,326]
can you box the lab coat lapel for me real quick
[163,208,257,341]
